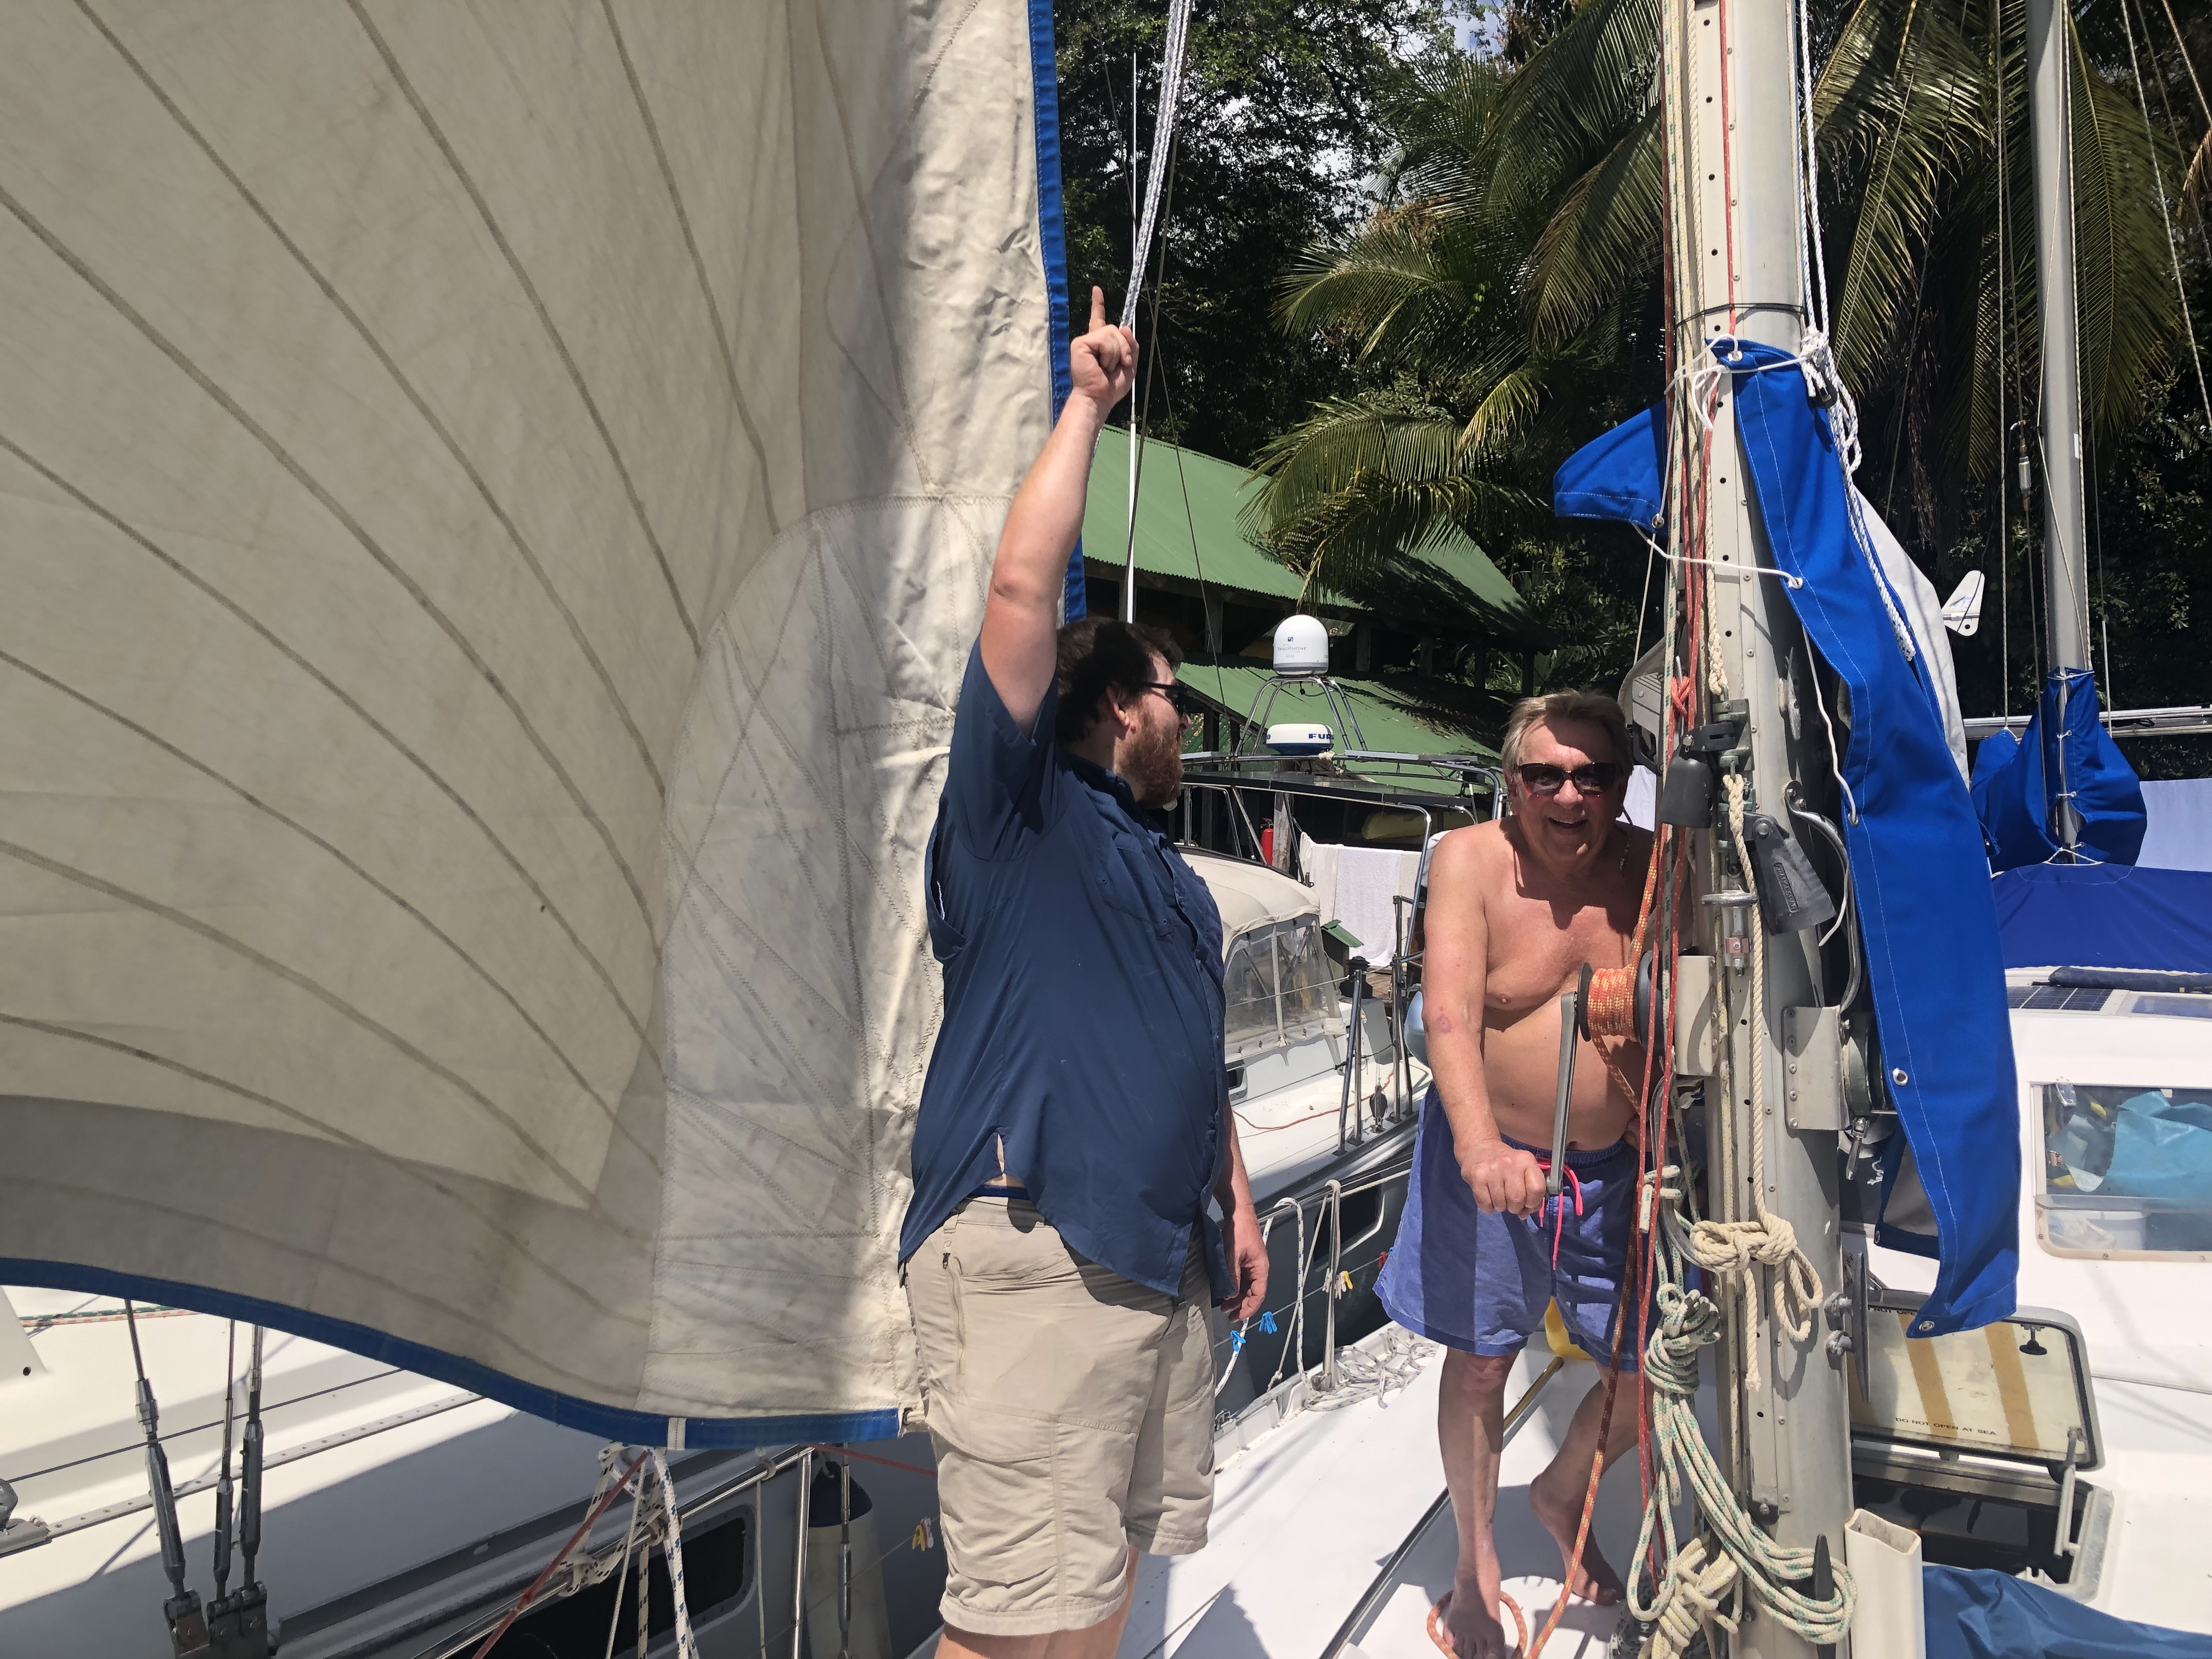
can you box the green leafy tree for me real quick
[1251,0,2203,706]
[1052,0,1453,467]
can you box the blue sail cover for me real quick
[1730,341,2017,1332]
[1972,669,2147,870]
[1554,402,1668,528]
[1923,1565,2212,1659]
[1555,346,2017,1333]
[1992,863,2212,973]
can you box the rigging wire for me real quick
[1994,0,2012,717]
[1120,132,1177,618]
[1118,1,1195,623]
[2155,0,2211,128]
[2149,0,2212,268]
[1148,294,1230,714]
[2118,0,2212,429]
[2090,422,2113,705]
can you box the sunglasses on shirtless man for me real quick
[1515,760,1623,795]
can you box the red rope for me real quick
[471,1452,646,1658]
[804,1443,939,1480]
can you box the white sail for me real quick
[0,0,1061,1438]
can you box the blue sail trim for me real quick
[0,1258,902,1449]
[1726,340,2018,1335]
[1028,0,1085,621]
[1972,668,2147,870]
[1553,402,1667,529]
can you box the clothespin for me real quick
[1230,1329,1247,1354]
[1339,1271,1354,1294]
[1257,1311,1278,1334]
[912,1517,936,1550]
[1376,1248,1389,1269]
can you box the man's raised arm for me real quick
[979,286,1137,730]
[1422,831,1548,1218]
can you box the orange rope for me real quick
[1522,833,1663,1655]
[1587,837,1662,1142]
[1427,1588,1529,1657]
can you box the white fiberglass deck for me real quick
[1111,1332,1662,1659]
[0,1287,605,1657]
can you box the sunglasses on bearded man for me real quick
[1515,761,1623,795]
[1137,680,1198,722]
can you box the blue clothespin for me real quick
[1230,1329,1246,1354]
[1257,1311,1278,1334]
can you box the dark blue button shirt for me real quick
[900,644,1228,1299]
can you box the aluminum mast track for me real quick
[1659,0,1855,1654]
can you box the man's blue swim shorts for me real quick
[1377,1087,1644,1370]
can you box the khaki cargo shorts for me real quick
[904,1196,1216,1637]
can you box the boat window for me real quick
[1277,920,1338,1040]
[2037,1081,2212,1259]
[2126,992,2212,1021]
[1223,935,1278,1060]
[1222,917,1342,1062]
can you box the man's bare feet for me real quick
[1437,1578,1519,1659]
[1528,1471,1624,1605]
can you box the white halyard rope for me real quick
[1121,0,1194,334]
[650,1449,698,1659]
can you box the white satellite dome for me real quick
[1272,614,1330,677]
[1266,722,1334,757]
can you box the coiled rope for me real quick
[1628,1170,1854,1657]
[1307,1327,1436,1412]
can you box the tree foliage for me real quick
[1051,0,1453,466]
[1245,0,2210,715]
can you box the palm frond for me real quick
[1523,105,1664,342]
[1245,394,1538,590]
[2069,11,2187,454]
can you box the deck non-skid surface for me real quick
[1124,1336,1662,1659]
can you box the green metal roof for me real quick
[1175,658,1500,792]
[1083,426,1546,647]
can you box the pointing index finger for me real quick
[1090,285,1107,332]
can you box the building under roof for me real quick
[1080,426,1546,761]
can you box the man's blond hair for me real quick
[1500,691,1632,773]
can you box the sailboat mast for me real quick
[2024,0,2093,679]
[1662,0,1853,1652]
[2025,0,2091,851]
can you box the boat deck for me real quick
[1115,1331,1664,1659]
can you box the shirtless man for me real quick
[1374,692,1652,1659]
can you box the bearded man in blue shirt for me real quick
[900,289,1269,1659]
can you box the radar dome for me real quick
[1272,614,1330,677]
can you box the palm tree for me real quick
[1254,0,2198,596]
